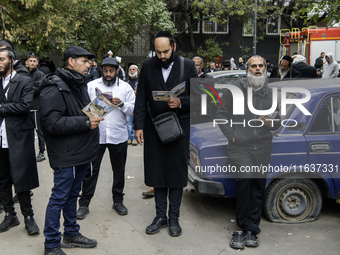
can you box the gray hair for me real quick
[192,56,203,65]
[245,55,267,73]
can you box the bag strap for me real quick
[148,57,184,120]
[147,103,154,122]
[179,56,184,82]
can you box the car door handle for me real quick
[310,143,331,152]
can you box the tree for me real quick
[301,1,340,26]
[0,0,85,56]
[166,0,339,57]
[0,0,174,57]
[75,0,174,60]
[197,37,224,62]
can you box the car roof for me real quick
[269,78,340,97]
[207,70,246,78]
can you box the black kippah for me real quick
[154,31,173,39]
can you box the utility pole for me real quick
[253,0,257,55]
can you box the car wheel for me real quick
[264,179,322,223]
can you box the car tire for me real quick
[264,178,322,223]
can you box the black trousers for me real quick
[79,142,127,206]
[228,144,272,235]
[154,188,183,220]
[30,111,45,153]
[0,148,33,217]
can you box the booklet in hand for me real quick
[152,81,185,101]
[82,88,122,118]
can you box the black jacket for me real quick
[215,77,280,150]
[292,62,317,78]
[314,57,324,69]
[269,66,302,81]
[0,73,39,192]
[134,52,197,188]
[13,60,29,77]
[29,68,45,110]
[39,68,99,169]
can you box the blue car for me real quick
[189,79,340,223]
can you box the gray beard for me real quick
[103,76,116,86]
[246,72,266,87]
[279,68,290,79]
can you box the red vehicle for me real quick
[279,27,340,66]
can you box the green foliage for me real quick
[197,37,223,62]
[0,0,174,57]
[75,0,174,59]
[301,1,340,26]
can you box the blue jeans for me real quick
[127,115,135,140]
[44,164,88,249]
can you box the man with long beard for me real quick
[134,31,197,237]
[216,55,280,250]
[270,55,301,81]
[77,57,135,219]
[0,48,40,235]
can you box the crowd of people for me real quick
[0,32,339,255]
[204,52,339,80]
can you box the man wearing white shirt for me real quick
[77,57,135,219]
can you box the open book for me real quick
[152,81,185,101]
[82,88,122,118]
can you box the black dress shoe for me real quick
[168,219,182,237]
[62,233,97,248]
[146,217,168,235]
[113,202,128,215]
[24,216,40,235]
[0,213,20,232]
[44,247,67,255]
[77,206,89,219]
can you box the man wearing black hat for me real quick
[77,57,135,219]
[0,39,29,77]
[270,55,302,81]
[39,46,103,255]
[134,31,197,237]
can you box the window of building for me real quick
[174,13,199,33]
[202,17,229,34]
[243,17,254,37]
[266,16,281,35]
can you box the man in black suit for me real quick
[0,48,40,235]
[134,31,197,237]
[269,55,302,81]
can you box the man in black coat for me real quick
[134,31,197,237]
[0,39,29,77]
[0,48,40,235]
[216,55,280,249]
[314,52,325,69]
[26,54,46,162]
[269,55,302,81]
[292,62,318,78]
[39,46,103,255]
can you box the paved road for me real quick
[1,144,339,255]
